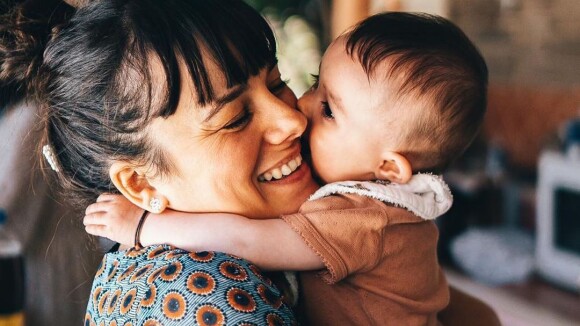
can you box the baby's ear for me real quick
[109,162,168,213]
[375,152,412,184]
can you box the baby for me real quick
[85,12,487,325]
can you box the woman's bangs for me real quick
[130,0,277,116]
[178,0,278,103]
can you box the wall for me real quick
[449,0,579,86]
[448,0,580,169]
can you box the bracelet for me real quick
[134,210,150,250]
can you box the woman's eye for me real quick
[223,109,253,130]
[310,74,320,89]
[321,102,334,120]
[269,79,290,93]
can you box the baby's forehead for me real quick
[326,36,385,72]
[321,37,430,120]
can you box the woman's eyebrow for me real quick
[203,84,248,122]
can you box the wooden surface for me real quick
[483,85,580,170]
[445,268,580,326]
[502,275,580,322]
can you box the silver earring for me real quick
[149,197,162,213]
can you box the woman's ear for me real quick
[375,152,412,184]
[109,162,168,213]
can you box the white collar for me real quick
[309,174,453,220]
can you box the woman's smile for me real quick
[259,156,310,185]
[258,153,303,182]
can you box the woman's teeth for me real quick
[258,155,302,182]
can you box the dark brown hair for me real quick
[0,0,277,204]
[345,12,488,173]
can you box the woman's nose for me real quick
[263,98,307,145]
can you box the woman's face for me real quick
[147,63,319,218]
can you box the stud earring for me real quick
[149,197,162,213]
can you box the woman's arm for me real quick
[84,194,323,271]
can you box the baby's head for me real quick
[298,12,488,184]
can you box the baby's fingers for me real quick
[83,212,109,226]
[85,201,114,215]
[84,224,109,238]
[97,193,120,202]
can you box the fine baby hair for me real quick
[0,0,277,204]
[345,12,488,173]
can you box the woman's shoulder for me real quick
[86,245,295,325]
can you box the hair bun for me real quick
[0,0,74,106]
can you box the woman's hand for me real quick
[83,194,144,246]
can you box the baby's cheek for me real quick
[309,149,334,184]
[307,130,338,181]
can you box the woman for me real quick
[1,0,318,324]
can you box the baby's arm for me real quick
[83,194,323,271]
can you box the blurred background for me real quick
[0,0,578,325]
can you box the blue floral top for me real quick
[85,245,296,326]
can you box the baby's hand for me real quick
[83,194,144,246]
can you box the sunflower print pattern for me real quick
[85,245,296,326]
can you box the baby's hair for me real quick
[345,12,488,173]
[0,0,277,205]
